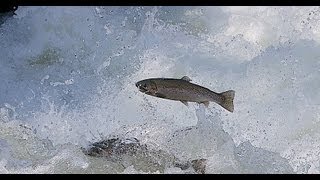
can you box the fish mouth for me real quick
[138,87,148,93]
[135,83,148,93]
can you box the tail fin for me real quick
[219,90,235,112]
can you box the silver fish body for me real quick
[136,76,235,112]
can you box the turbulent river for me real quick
[0,6,320,173]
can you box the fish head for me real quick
[135,79,157,94]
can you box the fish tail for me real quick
[219,90,235,112]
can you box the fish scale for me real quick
[136,76,235,112]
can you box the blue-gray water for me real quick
[0,6,319,173]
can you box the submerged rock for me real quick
[82,137,207,174]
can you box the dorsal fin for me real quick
[181,76,192,82]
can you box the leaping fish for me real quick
[135,76,235,112]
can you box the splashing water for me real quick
[0,6,320,174]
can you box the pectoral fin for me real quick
[181,76,192,82]
[202,101,209,108]
[180,100,189,106]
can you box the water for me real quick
[0,6,319,174]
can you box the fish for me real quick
[135,76,235,112]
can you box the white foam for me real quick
[1,6,320,173]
